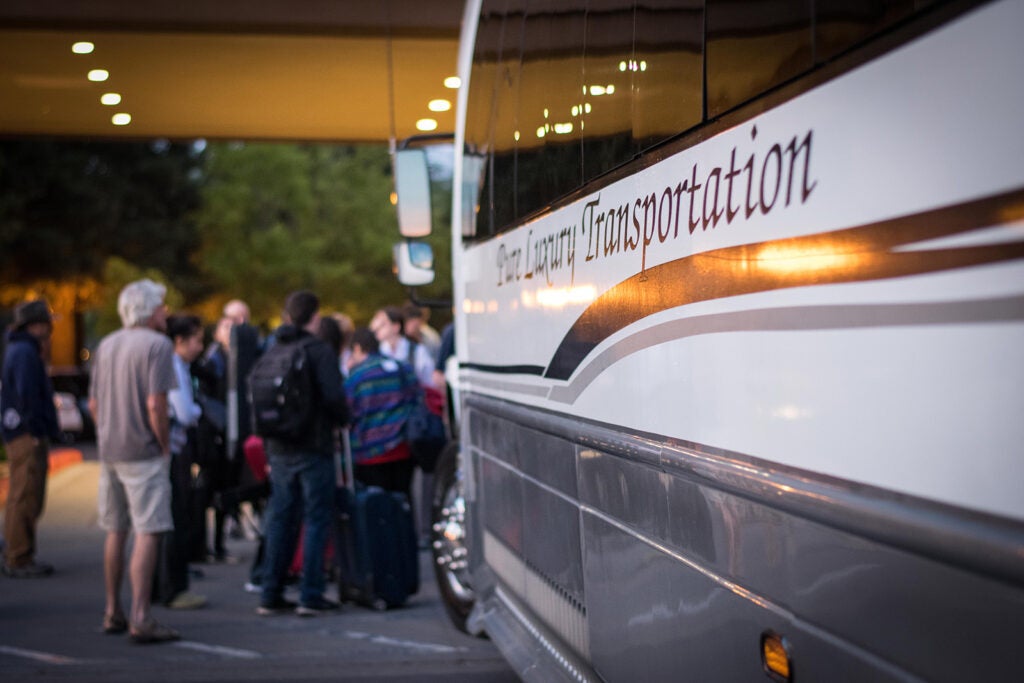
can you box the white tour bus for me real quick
[393,0,1024,680]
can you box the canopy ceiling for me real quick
[0,0,463,142]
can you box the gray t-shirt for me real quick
[90,327,177,463]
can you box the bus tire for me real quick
[431,441,477,634]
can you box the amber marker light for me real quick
[761,632,792,681]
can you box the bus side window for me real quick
[465,3,505,239]
[814,0,919,62]
[491,6,525,233]
[582,1,636,182]
[705,0,813,118]
[516,0,586,225]
[633,1,704,153]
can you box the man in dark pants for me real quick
[151,314,207,609]
[256,290,349,617]
[1,299,59,578]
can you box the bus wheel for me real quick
[431,442,476,633]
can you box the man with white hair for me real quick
[89,279,180,643]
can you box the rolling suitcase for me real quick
[334,431,419,610]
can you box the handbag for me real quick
[406,398,445,444]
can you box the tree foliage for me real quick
[195,142,424,326]
[1,138,451,338]
[0,140,204,297]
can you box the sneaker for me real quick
[256,596,297,616]
[167,591,207,609]
[243,581,262,594]
[295,597,340,617]
[2,561,54,578]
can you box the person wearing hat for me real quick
[1,298,59,578]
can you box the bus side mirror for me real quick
[394,241,435,286]
[395,149,432,238]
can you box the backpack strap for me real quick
[404,339,417,367]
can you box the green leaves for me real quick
[194,142,409,324]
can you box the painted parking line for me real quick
[0,644,82,665]
[173,641,262,659]
[343,631,468,655]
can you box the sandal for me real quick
[128,619,180,644]
[103,612,128,635]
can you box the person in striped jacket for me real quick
[343,327,420,501]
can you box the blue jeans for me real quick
[260,452,334,605]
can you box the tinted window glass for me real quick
[706,0,813,117]
[465,5,505,237]
[815,0,915,62]
[491,7,525,232]
[633,0,704,151]
[516,0,586,224]
[582,0,636,182]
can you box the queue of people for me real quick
[0,281,451,644]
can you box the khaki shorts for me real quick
[98,457,173,534]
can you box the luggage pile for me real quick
[333,430,419,610]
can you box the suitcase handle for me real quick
[334,428,356,492]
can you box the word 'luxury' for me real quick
[496,125,818,287]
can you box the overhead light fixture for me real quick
[554,123,573,135]
[416,118,438,131]
[428,99,451,112]
[111,113,131,126]
[72,42,94,55]
[88,69,109,82]
[100,93,121,106]
[444,76,461,89]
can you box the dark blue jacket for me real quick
[263,324,350,456]
[1,330,59,442]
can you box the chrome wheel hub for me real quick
[432,483,474,602]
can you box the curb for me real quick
[0,446,84,507]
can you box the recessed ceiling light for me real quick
[72,42,94,55]
[416,118,438,132]
[428,99,451,112]
[100,93,121,106]
[111,113,131,126]
[88,69,109,82]
[443,76,461,89]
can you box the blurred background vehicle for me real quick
[53,391,83,444]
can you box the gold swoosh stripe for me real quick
[544,187,1024,380]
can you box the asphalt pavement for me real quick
[0,445,517,682]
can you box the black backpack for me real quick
[248,337,318,441]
